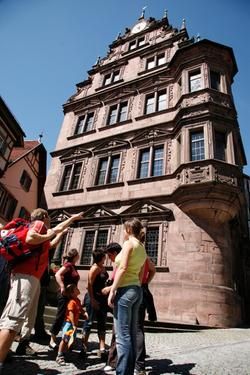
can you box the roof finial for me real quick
[163,9,168,18]
[196,33,201,42]
[38,132,43,143]
[181,18,186,30]
[116,32,121,40]
[95,56,101,65]
[139,6,147,19]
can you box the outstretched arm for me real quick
[52,212,84,234]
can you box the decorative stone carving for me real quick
[181,165,211,185]
[127,97,134,118]
[168,84,174,107]
[130,148,137,178]
[119,150,127,181]
[166,138,172,174]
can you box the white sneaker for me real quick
[103,365,115,372]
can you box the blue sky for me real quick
[0,0,249,174]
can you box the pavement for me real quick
[3,327,250,375]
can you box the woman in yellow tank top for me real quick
[108,218,147,375]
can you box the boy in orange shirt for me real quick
[56,284,88,366]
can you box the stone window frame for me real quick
[210,122,234,164]
[102,69,121,87]
[182,123,208,163]
[79,225,111,265]
[106,100,129,126]
[56,160,84,194]
[128,36,146,51]
[208,68,227,93]
[74,111,95,135]
[188,68,203,93]
[141,219,166,267]
[95,152,122,186]
[136,143,166,179]
[145,52,166,71]
[144,89,168,115]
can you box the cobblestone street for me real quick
[3,328,250,374]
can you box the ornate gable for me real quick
[59,147,92,162]
[131,128,170,145]
[121,199,174,221]
[49,210,72,222]
[84,205,117,218]
[93,139,130,154]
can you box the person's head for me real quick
[105,242,122,262]
[124,218,144,241]
[92,249,106,265]
[30,208,50,228]
[64,284,80,299]
[63,248,79,264]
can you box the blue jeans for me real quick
[114,285,142,375]
[83,292,107,336]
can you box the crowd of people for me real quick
[0,209,157,375]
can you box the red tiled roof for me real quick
[9,140,40,163]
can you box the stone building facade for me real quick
[44,14,248,327]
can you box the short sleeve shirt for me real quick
[12,220,50,280]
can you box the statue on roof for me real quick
[140,6,147,19]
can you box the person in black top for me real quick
[81,249,108,359]
[49,248,80,349]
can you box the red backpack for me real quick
[0,218,39,264]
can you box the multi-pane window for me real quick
[145,91,167,114]
[129,37,145,51]
[80,229,108,265]
[107,101,128,125]
[103,70,120,86]
[59,162,82,191]
[146,53,166,70]
[138,145,164,178]
[0,186,17,221]
[145,227,159,265]
[189,70,202,92]
[75,112,94,135]
[190,131,205,161]
[214,131,226,161]
[96,155,120,185]
[210,71,221,91]
[0,132,7,155]
[20,170,32,192]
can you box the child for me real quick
[56,284,88,366]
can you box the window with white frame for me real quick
[20,170,32,192]
[107,101,128,125]
[190,130,205,161]
[210,70,221,91]
[80,228,109,265]
[75,112,94,135]
[129,36,145,51]
[146,53,166,70]
[145,226,159,265]
[103,70,120,86]
[96,154,120,185]
[59,162,83,191]
[189,69,202,92]
[214,130,226,161]
[138,145,164,178]
[144,90,167,114]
